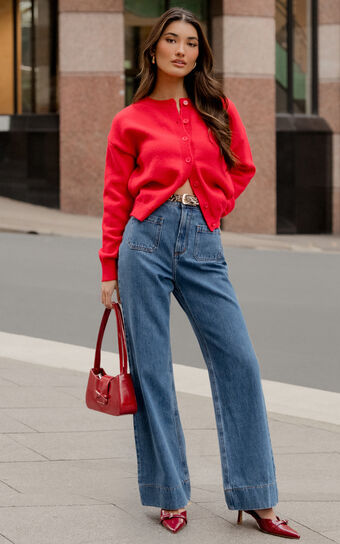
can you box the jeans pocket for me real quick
[193,224,224,262]
[127,215,164,252]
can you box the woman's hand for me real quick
[101,279,121,308]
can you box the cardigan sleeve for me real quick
[224,98,256,200]
[98,114,136,282]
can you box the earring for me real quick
[152,55,155,64]
[193,62,197,68]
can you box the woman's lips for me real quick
[171,61,186,67]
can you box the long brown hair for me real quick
[132,7,240,170]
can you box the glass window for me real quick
[19,1,33,112]
[275,0,316,114]
[292,0,313,113]
[276,0,288,112]
[0,0,58,115]
[0,0,16,114]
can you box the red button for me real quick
[185,157,191,163]
[182,136,188,141]
[183,118,189,124]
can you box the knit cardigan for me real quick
[99,95,256,281]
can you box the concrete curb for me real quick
[1,331,340,426]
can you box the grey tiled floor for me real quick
[0,357,339,543]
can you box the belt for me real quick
[168,193,200,206]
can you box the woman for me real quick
[99,7,300,539]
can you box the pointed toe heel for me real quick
[160,509,187,533]
[237,509,300,539]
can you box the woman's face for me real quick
[153,20,199,77]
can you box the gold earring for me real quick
[194,62,197,68]
[152,55,155,64]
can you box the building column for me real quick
[319,0,340,233]
[220,1,276,233]
[58,0,124,215]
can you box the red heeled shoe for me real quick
[160,508,187,533]
[237,509,300,539]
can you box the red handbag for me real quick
[85,302,138,415]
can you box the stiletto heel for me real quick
[237,509,300,539]
[160,509,187,533]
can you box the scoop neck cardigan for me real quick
[99,95,256,281]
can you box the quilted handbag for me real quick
[85,302,137,415]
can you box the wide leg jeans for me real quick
[117,198,279,510]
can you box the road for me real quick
[1,231,339,393]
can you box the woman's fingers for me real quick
[101,280,120,307]
[106,293,113,309]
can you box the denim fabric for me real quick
[117,198,279,510]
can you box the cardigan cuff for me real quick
[101,258,118,282]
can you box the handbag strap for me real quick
[93,302,128,375]
[114,303,128,373]
[113,302,127,370]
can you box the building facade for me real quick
[0,0,339,234]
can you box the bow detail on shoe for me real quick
[274,517,289,526]
[160,509,187,521]
[160,509,187,533]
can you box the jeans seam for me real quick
[173,206,193,276]
[173,283,232,490]
[224,482,276,491]
[168,354,190,480]
[139,479,190,489]
[118,293,145,484]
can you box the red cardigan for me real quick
[99,95,256,281]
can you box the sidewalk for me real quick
[1,195,340,253]
[0,355,339,543]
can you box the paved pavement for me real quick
[0,196,340,543]
[0,357,340,543]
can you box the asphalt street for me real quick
[1,230,339,393]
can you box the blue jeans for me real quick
[117,198,279,510]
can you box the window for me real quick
[0,0,58,115]
[275,0,317,114]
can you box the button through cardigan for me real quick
[99,95,256,281]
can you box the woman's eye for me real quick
[165,38,197,47]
